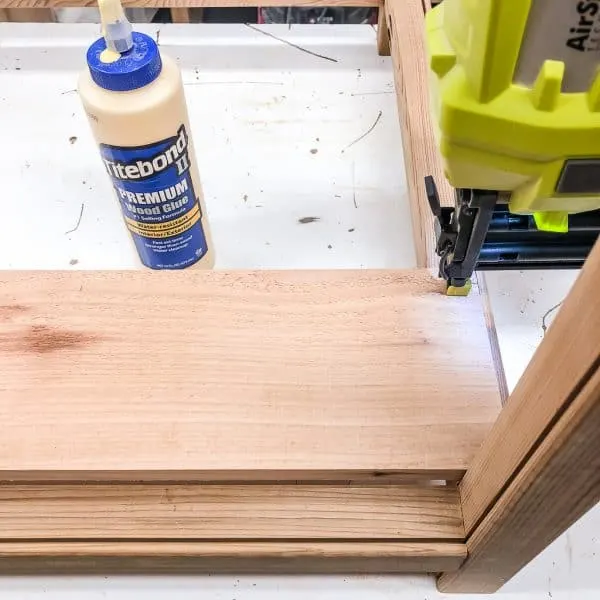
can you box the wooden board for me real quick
[0,541,467,574]
[376,5,390,56]
[170,7,190,21]
[0,6,53,18]
[387,0,507,401]
[386,0,454,269]
[459,241,600,534]
[0,0,377,7]
[439,361,600,592]
[0,270,500,481]
[0,484,464,540]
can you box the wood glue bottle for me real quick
[78,0,214,269]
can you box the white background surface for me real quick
[0,23,597,599]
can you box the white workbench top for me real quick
[0,22,597,600]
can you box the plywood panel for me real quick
[0,270,500,480]
[0,484,464,540]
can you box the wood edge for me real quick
[386,0,454,269]
[437,365,600,593]
[0,541,467,574]
[0,469,466,484]
[474,273,509,404]
[460,240,600,535]
[0,6,53,18]
[376,3,390,56]
[0,0,378,7]
[170,6,190,21]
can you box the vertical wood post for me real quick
[439,238,600,592]
[385,0,453,268]
[376,4,390,56]
[171,7,191,22]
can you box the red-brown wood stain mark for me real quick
[18,325,99,355]
[0,305,30,322]
[0,324,96,355]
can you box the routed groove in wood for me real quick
[0,541,467,575]
[0,484,465,540]
[0,270,501,481]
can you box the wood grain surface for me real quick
[386,1,507,398]
[0,484,464,540]
[386,0,454,269]
[0,6,53,17]
[439,365,600,592]
[170,7,190,21]
[0,541,467,574]
[0,270,500,481]
[376,5,390,56]
[460,241,600,534]
[0,0,377,7]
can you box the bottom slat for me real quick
[0,483,466,574]
[0,484,464,541]
[0,541,467,574]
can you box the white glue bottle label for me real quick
[78,0,214,269]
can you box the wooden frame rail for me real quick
[0,0,598,593]
[0,0,380,25]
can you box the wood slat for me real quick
[0,541,467,574]
[170,6,190,21]
[0,484,464,540]
[386,0,507,399]
[0,0,378,7]
[386,0,453,269]
[459,240,600,535]
[0,6,53,18]
[0,270,501,481]
[439,361,600,592]
[376,5,390,56]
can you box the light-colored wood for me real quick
[170,6,190,21]
[474,273,509,404]
[0,6,53,19]
[438,360,600,592]
[386,0,453,269]
[0,541,467,574]
[386,0,508,399]
[0,484,464,540]
[386,0,508,400]
[0,0,377,7]
[460,240,600,535]
[376,5,390,56]
[0,471,463,484]
[0,270,501,481]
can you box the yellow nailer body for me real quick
[427,0,600,232]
